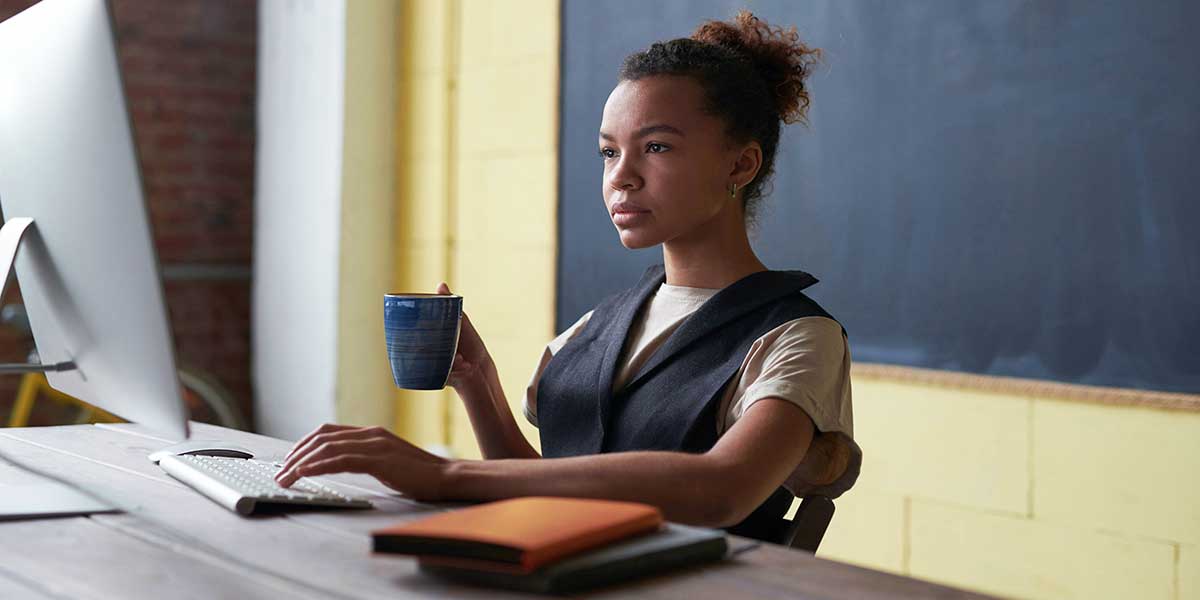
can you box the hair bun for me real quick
[691,11,821,124]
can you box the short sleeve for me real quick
[523,310,594,428]
[718,316,860,498]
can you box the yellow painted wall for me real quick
[817,374,1200,600]
[393,0,557,456]
[390,5,1200,600]
[392,0,454,450]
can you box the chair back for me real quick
[781,495,835,553]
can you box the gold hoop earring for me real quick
[728,182,738,199]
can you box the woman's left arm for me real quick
[276,398,814,528]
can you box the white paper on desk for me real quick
[0,481,121,521]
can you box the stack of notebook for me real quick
[371,496,729,594]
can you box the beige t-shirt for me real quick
[524,281,861,498]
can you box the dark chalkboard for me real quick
[557,0,1200,394]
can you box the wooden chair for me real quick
[776,431,858,553]
[780,495,835,553]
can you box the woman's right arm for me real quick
[453,354,541,460]
[438,282,541,460]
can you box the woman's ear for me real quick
[729,141,763,189]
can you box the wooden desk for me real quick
[0,422,992,599]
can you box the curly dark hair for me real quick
[619,11,821,224]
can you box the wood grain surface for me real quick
[0,424,995,599]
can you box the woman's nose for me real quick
[606,156,642,191]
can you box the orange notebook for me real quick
[371,497,664,573]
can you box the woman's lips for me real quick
[612,209,650,227]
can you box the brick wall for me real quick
[0,0,256,428]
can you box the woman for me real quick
[276,11,860,544]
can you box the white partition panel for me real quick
[253,0,346,439]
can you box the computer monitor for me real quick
[0,0,189,441]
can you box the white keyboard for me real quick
[158,454,373,515]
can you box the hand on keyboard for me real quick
[276,424,449,501]
[158,454,372,515]
[191,456,339,499]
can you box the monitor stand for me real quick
[1,217,120,520]
[0,217,34,300]
[1,218,77,375]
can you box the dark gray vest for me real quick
[536,265,842,543]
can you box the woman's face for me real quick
[598,76,742,249]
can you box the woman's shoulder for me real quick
[764,314,845,341]
[751,315,848,364]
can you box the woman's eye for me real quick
[646,142,669,153]
[598,147,617,159]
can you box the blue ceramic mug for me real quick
[384,293,462,390]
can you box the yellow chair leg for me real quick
[9,372,40,427]
[7,373,125,427]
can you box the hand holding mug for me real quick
[436,282,492,389]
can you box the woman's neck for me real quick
[661,206,767,289]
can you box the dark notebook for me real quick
[417,523,730,594]
[372,497,663,572]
